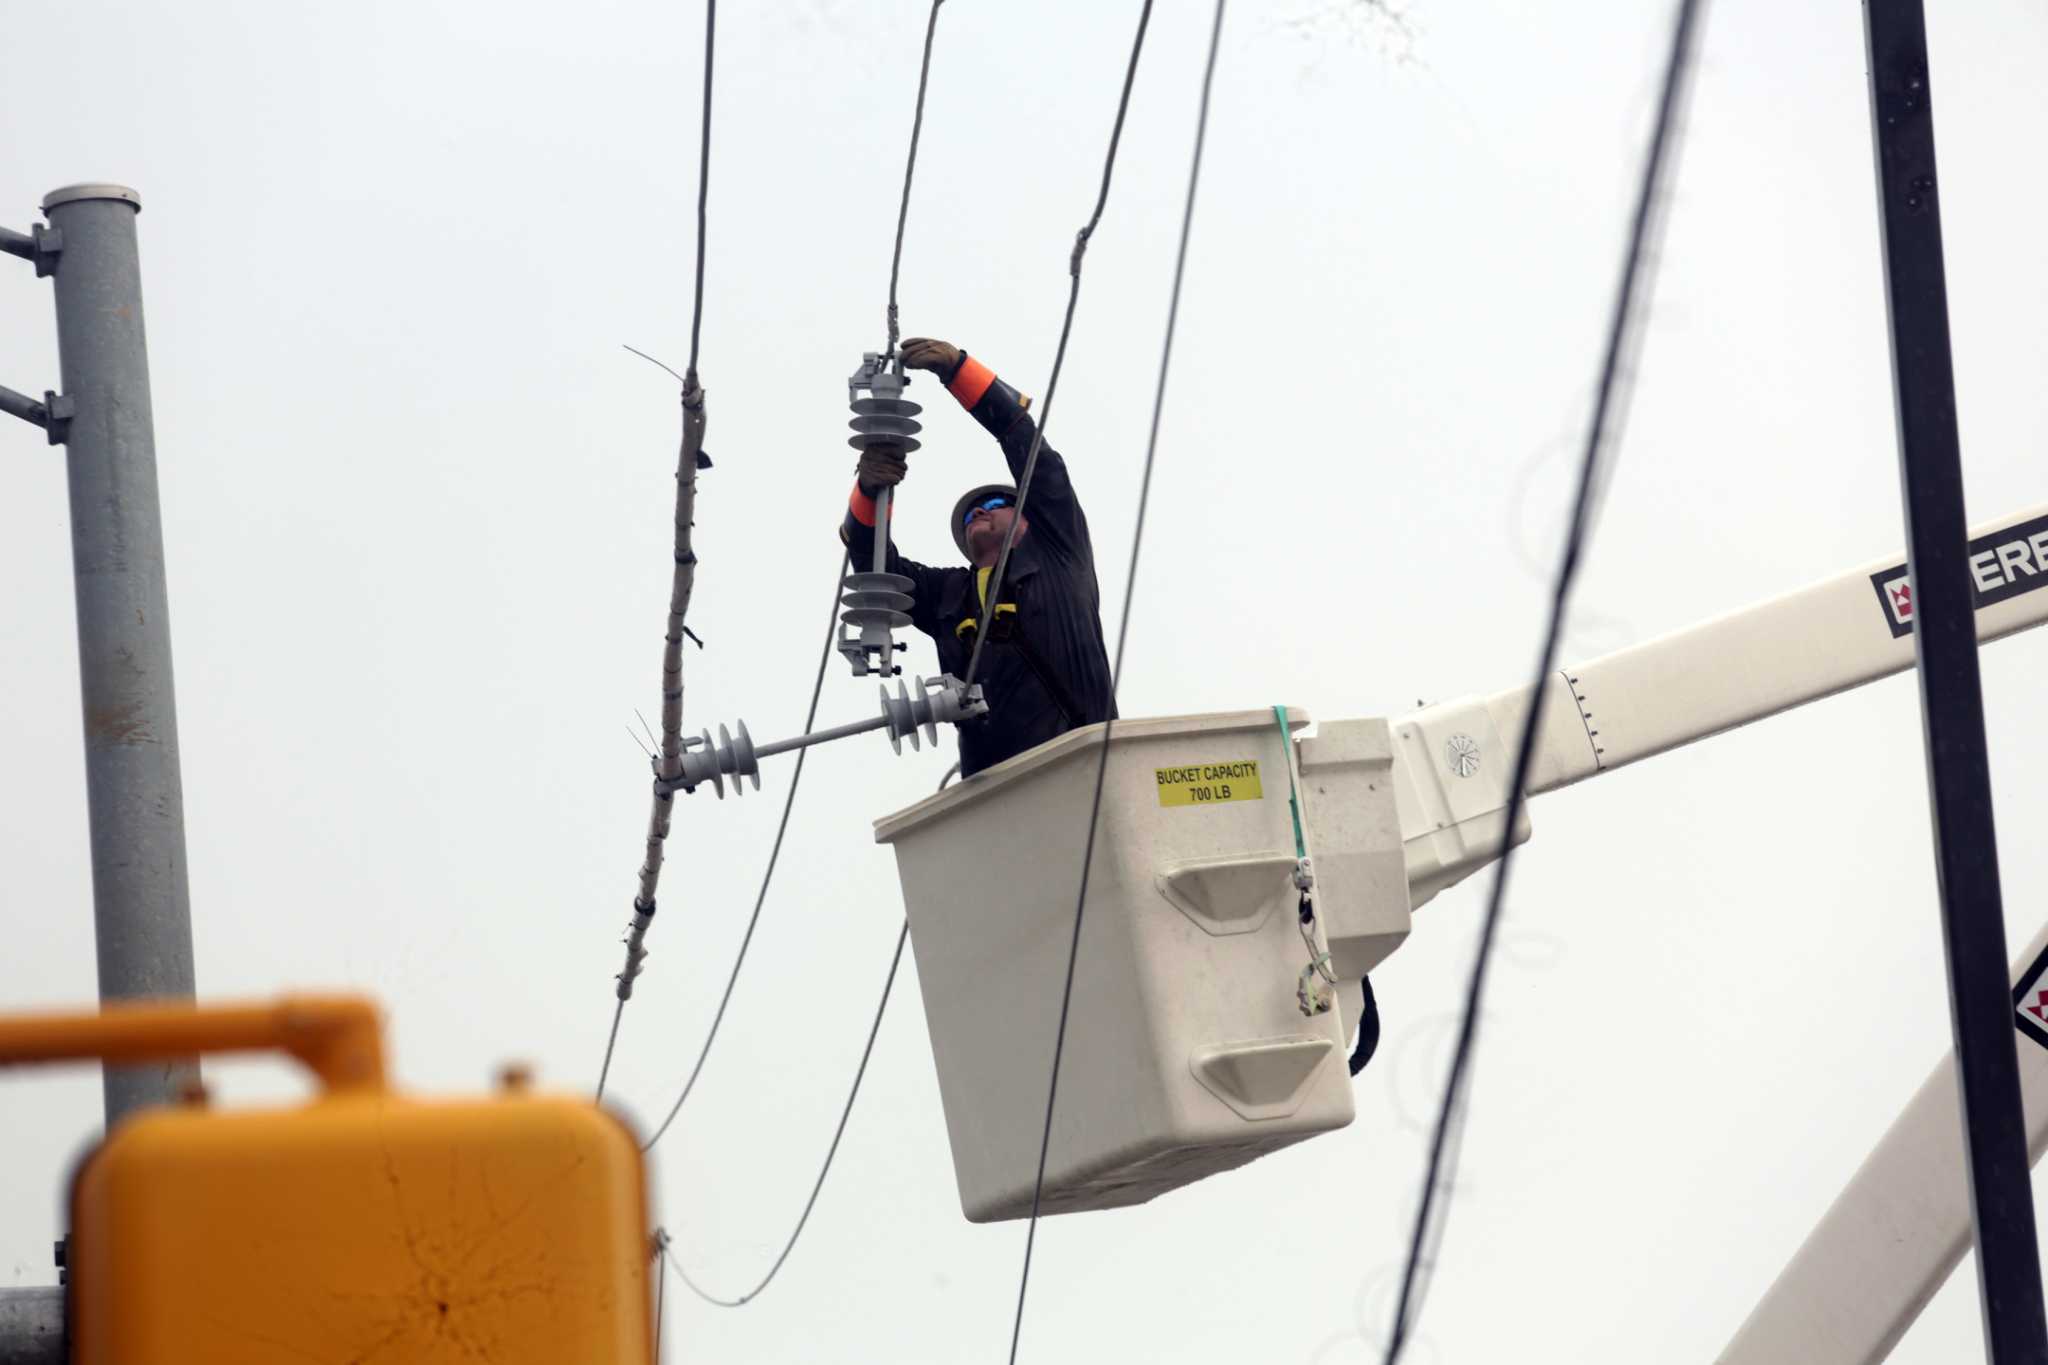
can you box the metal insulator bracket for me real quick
[845,352,922,447]
[0,384,71,445]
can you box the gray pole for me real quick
[41,183,197,1123]
[0,1287,64,1365]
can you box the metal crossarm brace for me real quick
[0,221,62,276]
[0,383,73,444]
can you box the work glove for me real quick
[857,443,908,494]
[900,337,965,384]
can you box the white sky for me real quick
[6,0,2048,1360]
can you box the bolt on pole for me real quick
[38,184,198,1125]
[1859,7,2048,1361]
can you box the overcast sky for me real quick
[7,1,2048,1360]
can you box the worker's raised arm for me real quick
[839,450,947,639]
[902,338,1092,564]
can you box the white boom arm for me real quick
[1715,920,2048,1365]
[1372,502,2048,916]
[1509,500,2048,798]
[1344,500,2048,1362]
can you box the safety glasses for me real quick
[962,494,1013,527]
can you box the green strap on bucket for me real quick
[1273,705,1307,860]
[1275,705,1337,1015]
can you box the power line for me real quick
[596,346,700,1106]
[648,760,954,1310]
[630,0,719,897]
[685,0,715,381]
[631,0,951,1145]
[1380,0,1707,1359]
[628,0,959,1286]
[1007,2,1223,1359]
[596,0,719,1104]
[656,917,911,1307]
[886,0,947,357]
[596,993,629,1102]
[653,1231,669,1362]
[963,0,1156,690]
[649,760,956,1308]
[639,548,849,1153]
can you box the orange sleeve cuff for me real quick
[948,355,996,409]
[849,482,878,527]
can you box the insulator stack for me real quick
[671,721,761,799]
[849,399,923,452]
[880,674,987,754]
[659,676,986,798]
[839,352,921,678]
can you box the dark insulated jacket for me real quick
[842,367,1116,778]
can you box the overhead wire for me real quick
[655,916,911,1307]
[962,0,1156,691]
[596,994,629,1103]
[1379,0,1707,1359]
[685,0,715,381]
[612,0,935,1138]
[627,0,953,1299]
[596,0,718,1104]
[633,0,948,1128]
[886,0,947,357]
[639,548,850,1154]
[652,1231,669,1362]
[1006,2,1222,1359]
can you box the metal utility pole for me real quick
[1861,7,2048,1361]
[0,1284,63,1365]
[3,183,197,1126]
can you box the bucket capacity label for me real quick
[1155,760,1264,808]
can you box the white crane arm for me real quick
[1714,921,2048,1365]
[1503,501,2048,798]
[1356,501,2048,1359]
[1370,503,2048,916]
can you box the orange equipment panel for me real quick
[0,996,656,1365]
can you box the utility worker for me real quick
[841,336,1115,778]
